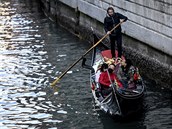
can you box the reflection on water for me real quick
[0,0,94,128]
[0,1,57,128]
[0,0,171,129]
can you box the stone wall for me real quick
[39,0,172,88]
[59,0,172,55]
[40,0,172,64]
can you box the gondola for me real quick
[82,33,145,120]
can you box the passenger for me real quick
[95,63,108,83]
[95,63,108,98]
[116,59,141,89]
[99,64,122,96]
[104,56,115,65]
[104,56,123,66]
[113,58,123,74]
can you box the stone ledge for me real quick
[112,0,172,28]
[126,0,172,15]
[78,0,106,23]
[122,21,172,56]
[59,0,78,8]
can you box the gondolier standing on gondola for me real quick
[104,7,128,58]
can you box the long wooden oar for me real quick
[106,69,122,115]
[51,20,124,86]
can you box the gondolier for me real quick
[104,7,128,58]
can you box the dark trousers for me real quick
[109,33,122,58]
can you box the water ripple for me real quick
[0,0,68,128]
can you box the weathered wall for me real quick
[40,0,172,64]
[39,0,172,88]
[58,0,172,56]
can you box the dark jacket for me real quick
[104,13,128,36]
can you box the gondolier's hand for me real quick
[121,19,125,22]
[107,31,111,35]
[109,84,112,87]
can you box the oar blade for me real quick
[51,77,60,87]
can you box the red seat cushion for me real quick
[101,50,125,60]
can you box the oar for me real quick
[51,20,124,86]
[106,69,122,115]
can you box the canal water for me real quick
[0,0,171,129]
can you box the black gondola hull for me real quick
[84,33,145,119]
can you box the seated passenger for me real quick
[104,56,115,65]
[116,59,141,89]
[95,63,108,83]
[99,64,122,96]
